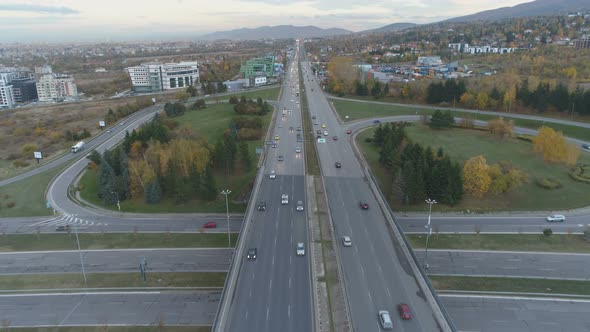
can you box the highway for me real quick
[302,57,450,329]
[0,291,219,327]
[0,248,230,274]
[222,44,312,332]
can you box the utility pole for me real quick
[424,199,437,270]
[221,190,232,261]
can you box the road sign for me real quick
[34,151,43,159]
[317,138,326,143]
[256,148,263,155]
[46,201,51,209]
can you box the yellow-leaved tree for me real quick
[533,126,580,166]
[463,155,492,198]
[487,117,514,139]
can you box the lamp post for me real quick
[424,198,437,270]
[221,190,232,260]
[111,191,120,211]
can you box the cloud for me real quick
[0,3,79,15]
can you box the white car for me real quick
[295,147,301,153]
[269,170,276,179]
[296,242,305,256]
[342,236,352,247]
[323,131,328,136]
[281,194,289,205]
[378,310,393,330]
[296,201,304,211]
[546,214,566,222]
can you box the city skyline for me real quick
[0,0,533,43]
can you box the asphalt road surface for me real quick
[0,248,230,274]
[0,290,219,327]
[442,294,590,332]
[224,47,312,332]
[303,58,447,331]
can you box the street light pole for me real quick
[221,190,232,260]
[424,198,437,270]
[111,191,120,211]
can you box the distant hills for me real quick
[361,22,418,34]
[197,25,352,41]
[446,0,590,22]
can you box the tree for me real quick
[21,143,39,159]
[201,165,218,201]
[462,155,492,198]
[533,126,579,165]
[144,178,162,204]
[98,157,118,205]
[476,92,489,110]
[503,85,516,112]
[429,110,455,129]
[239,141,252,171]
[487,117,514,139]
[175,90,190,101]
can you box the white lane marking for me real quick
[289,277,292,289]
[288,304,291,319]
[266,307,270,321]
[440,293,590,303]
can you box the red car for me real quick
[398,303,413,320]
[203,221,217,228]
[346,130,352,134]
[359,201,369,210]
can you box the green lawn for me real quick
[79,101,274,213]
[0,165,68,218]
[357,124,590,211]
[408,234,590,253]
[6,327,209,332]
[0,272,226,290]
[431,275,590,296]
[0,233,238,252]
[334,99,590,142]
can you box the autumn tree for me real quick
[21,143,39,159]
[487,117,514,139]
[327,57,357,95]
[463,155,492,198]
[533,126,579,165]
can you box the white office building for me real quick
[0,81,15,109]
[36,74,78,102]
[127,61,199,93]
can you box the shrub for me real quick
[12,160,30,168]
[515,135,533,143]
[6,202,15,208]
[365,137,373,143]
[569,165,590,184]
[535,177,562,190]
[584,228,590,242]
[543,228,553,237]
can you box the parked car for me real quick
[321,124,326,128]
[359,201,369,209]
[546,214,565,222]
[274,135,280,140]
[247,248,257,260]
[295,146,301,153]
[323,131,328,136]
[203,221,217,228]
[312,115,317,120]
[398,303,413,320]
[333,136,338,141]
[316,130,322,135]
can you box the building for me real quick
[239,57,274,79]
[574,35,590,49]
[0,81,15,109]
[127,61,199,93]
[417,56,443,67]
[10,77,38,102]
[36,74,78,102]
[35,65,53,74]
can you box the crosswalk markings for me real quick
[29,213,108,228]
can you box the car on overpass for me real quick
[335,162,342,168]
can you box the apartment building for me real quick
[11,77,38,102]
[0,81,15,109]
[36,74,78,102]
[127,61,199,93]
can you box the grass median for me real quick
[431,275,590,296]
[0,233,238,252]
[408,234,590,253]
[0,272,226,290]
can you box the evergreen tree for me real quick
[98,157,117,205]
[213,139,226,169]
[145,178,162,204]
[201,166,218,201]
[383,83,390,97]
[189,166,201,198]
[119,149,130,200]
[174,176,191,203]
[86,150,102,165]
[446,161,464,205]
[239,141,252,171]
[371,81,382,98]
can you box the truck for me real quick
[71,141,85,153]
[282,108,287,117]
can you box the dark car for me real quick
[247,248,257,260]
[359,201,369,209]
[312,115,317,120]
[278,155,284,161]
[297,126,302,131]
[203,221,217,228]
[373,119,381,124]
[316,130,322,135]
[335,162,342,168]
[398,303,413,320]
[583,143,590,150]
[258,201,266,211]
[55,225,70,232]
[333,136,339,141]
[346,130,352,134]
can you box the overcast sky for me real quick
[0,0,533,43]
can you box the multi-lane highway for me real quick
[222,44,312,332]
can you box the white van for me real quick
[379,310,393,330]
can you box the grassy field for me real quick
[0,233,238,252]
[4,327,210,332]
[431,275,590,296]
[408,234,590,253]
[227,86,280,101]
[0,165,68,218]
[357,124,590,212]
[79,98,275,213]
[334,99,590,142]
[0,272,226,290]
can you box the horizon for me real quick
[0,0,534,43]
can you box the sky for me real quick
[0,0,534,43]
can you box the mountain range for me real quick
[196,0,590,41]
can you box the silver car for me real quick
[296,242,305,256]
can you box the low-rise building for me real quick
[127,61,199,93]
[240,57,274,79]
[36,74,78,102]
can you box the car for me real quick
[378,310,393,330]
[342,236,352,247]
[335,162,342,168]
[546,214,566,222]
[296,242,305,256]
[321,124,326,128]
[312,115,317,120]
[272,143,277,148]
[247,248,257,260]
[316,130,322,135]
[278,155,284,161]
[297,126,302,131]
[359,201,369,209]
[281,194,289,205]
[323,131,328,136]
[278,123,283,128]
[203,221,217,228]
[316,135,322,139]
[583,143,590,150]
[373,119,381,124]
[289,127,294,132]
[295,147,301,153]
[55,225,70,232]
[274,135,280,140]
[296,200,304,211]
[258,201,266,211]
[346,130,352,134]
[398,303,413,320]
[269,170,276,179]
[314,120,319,125]
[333,136,338,141]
